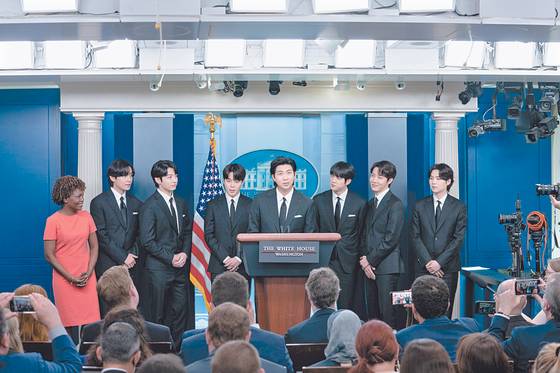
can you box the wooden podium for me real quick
[237,233,340,335]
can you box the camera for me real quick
[468,118,506,138]
[508,96,523,119]
[474,300,496,315]
[232,81,248,97]
[149,81,161,92]
[498,214,518,225]
[391,290,412,305]
[538,86,559,113]
[458,81,482,105]
[514,278,539,295]
[536,183,560,197]
[9,296,34,313]
[395,81,406,90]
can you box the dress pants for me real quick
[142,268,188,346]
[416,269,458,317]
[329,259,356,310]
[365,273,399,328]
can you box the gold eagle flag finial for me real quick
[204,113,222,156]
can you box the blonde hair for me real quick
[534,343,560,373]
[2,309,23,353]
[97,266,133,311]
[14,284,49,342]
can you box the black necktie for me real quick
[229,198,236,228]
[334,197,341,231]
[435,200,442,227]
[119,196,127,225]
[169,197,179,233]
[373,197,378,209]
[279,197,287,233]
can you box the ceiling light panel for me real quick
[444,41,487,68]
[313,0,369,14]
[229,0,287,13]
[495,42,539,69]
[399,0,455,13]
[22,0,78,13]
[0,42,34,69]
[205,39,246,68]
[543,42,560,67]
[263,40,305,68]
[335,40,376,68]
[43,41,87,69]
[94,40,137,69]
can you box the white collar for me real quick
[333,188,348,202]
[157,188,174,203]
[226,193,240,205]
[111,187,126,203]
[374,188,390,203]
[276,187,294,204]
[433,193,448,206]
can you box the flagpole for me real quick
[204,113,222,157]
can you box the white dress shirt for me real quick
[374,187,390,205]
[276,187,294,215]
[111,187,126,207]
[433,193,448,213]
[157,189,180,231]
[332,188,348,218]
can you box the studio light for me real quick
[22,0,77,13]
[444,41,487,68]
[458,81,482,105]
[312,0,369,14]
[495,42,538,69]
[230,0,288,13]
[263,40,305,68]
[335,40,376,68]
[43,41,87,69]
[543,43,560,67]
[268,81,282,95]
[205,40,246,68]
[0,42,34,69]
[93,40,137,69]
[399,0,454,13]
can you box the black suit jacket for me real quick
[187,355,286,373]
[248,188,314,233]
[312,190,366,273]
[284,308,336,344]
[361,190,404,275]
[139,191,193,272]
[80,318,173,347]
[90,190,143,276]
[204,194,252,274]
[410,195,467,273]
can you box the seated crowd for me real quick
[2,266,560,373]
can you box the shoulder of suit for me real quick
[254,189,275,201]
[252,326,283,341]
[240,194,253,202]
[313,190,331,201]
[347,190,366,202]
[207,195,224,207]
[293,189,311,201]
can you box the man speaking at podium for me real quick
[248,156,315,234]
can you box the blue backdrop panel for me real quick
[0,89,61,296]
[346,114,369,200]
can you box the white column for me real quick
[73,112,104,211]
[433,112,465,198]
[552,129,560,257]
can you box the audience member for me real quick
[0,292,82,373]
[494,279,532,337]
[532,258,560,325]
[396,275,480,360]
[285,267,339,344]
[212,340,264,373]
[533,342,560,373]
[456,333,509,373]
[400,339,454,373]
[81,266,172,350]
[1,309,22,354]
[180,272,293,372]
[86,307,152,367]
[14,284,49,342]
[186,302,285,373]
[313,310,360,367]
[489,272,560,373]
[96,322,141,373]
[348,320,398,373]
[136,354,185,373]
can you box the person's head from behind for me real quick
[349,320,398,373]
[400,339,453,373]
[545,258,560,283]
[97,265,139,311]
[211,272,249,309]
[96,322,141,372]
[1,309,22,354]
[212,340,264,373]
[370,160,396,194]
[14,284,49,342]
[270,156,296,194]
[429,163,454,194]
[533,342,560,373]
[456,333,509,373]
[51,175,86,212]
[496,279,527,316]
[305,267,340,311]
[543,273,560,321]
[150,160,178,194]
[325,310,361,364]
[0,309,9,356]
[136,354,185,373]
[205,302,250,352]
[108,159,135,193]
[411,275,449,322]
[330,161,355,195]
[223,163,246,198]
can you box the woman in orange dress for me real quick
[43,176,101,343]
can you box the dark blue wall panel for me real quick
[173,114,195,213]
[346,114,369,200]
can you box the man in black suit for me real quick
[359,160,404,327]
[285,267,339,343]
[90,160,143,288]
[248,156,314,233]
[489,273,560,373]
[95,322,141,373]
[205,163,252,281]
[410,163,467,317]
[139,160,193,345]
[80,266,173,351]
[311,161,366,309]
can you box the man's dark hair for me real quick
[411,275,449,319]
[429,163,454,192]
[330,161,355,181]
[370,160,397,186]
[211,272,249,308]
[212,341,261,373]
[270,156,296,175]
[107,159,135,187]
[150,160,178,188]
[223,163,246,181]
[100,322,140,365]
[136,354,185,373]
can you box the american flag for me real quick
[190,148,224,311]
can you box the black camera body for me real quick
[536,183,560,197]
